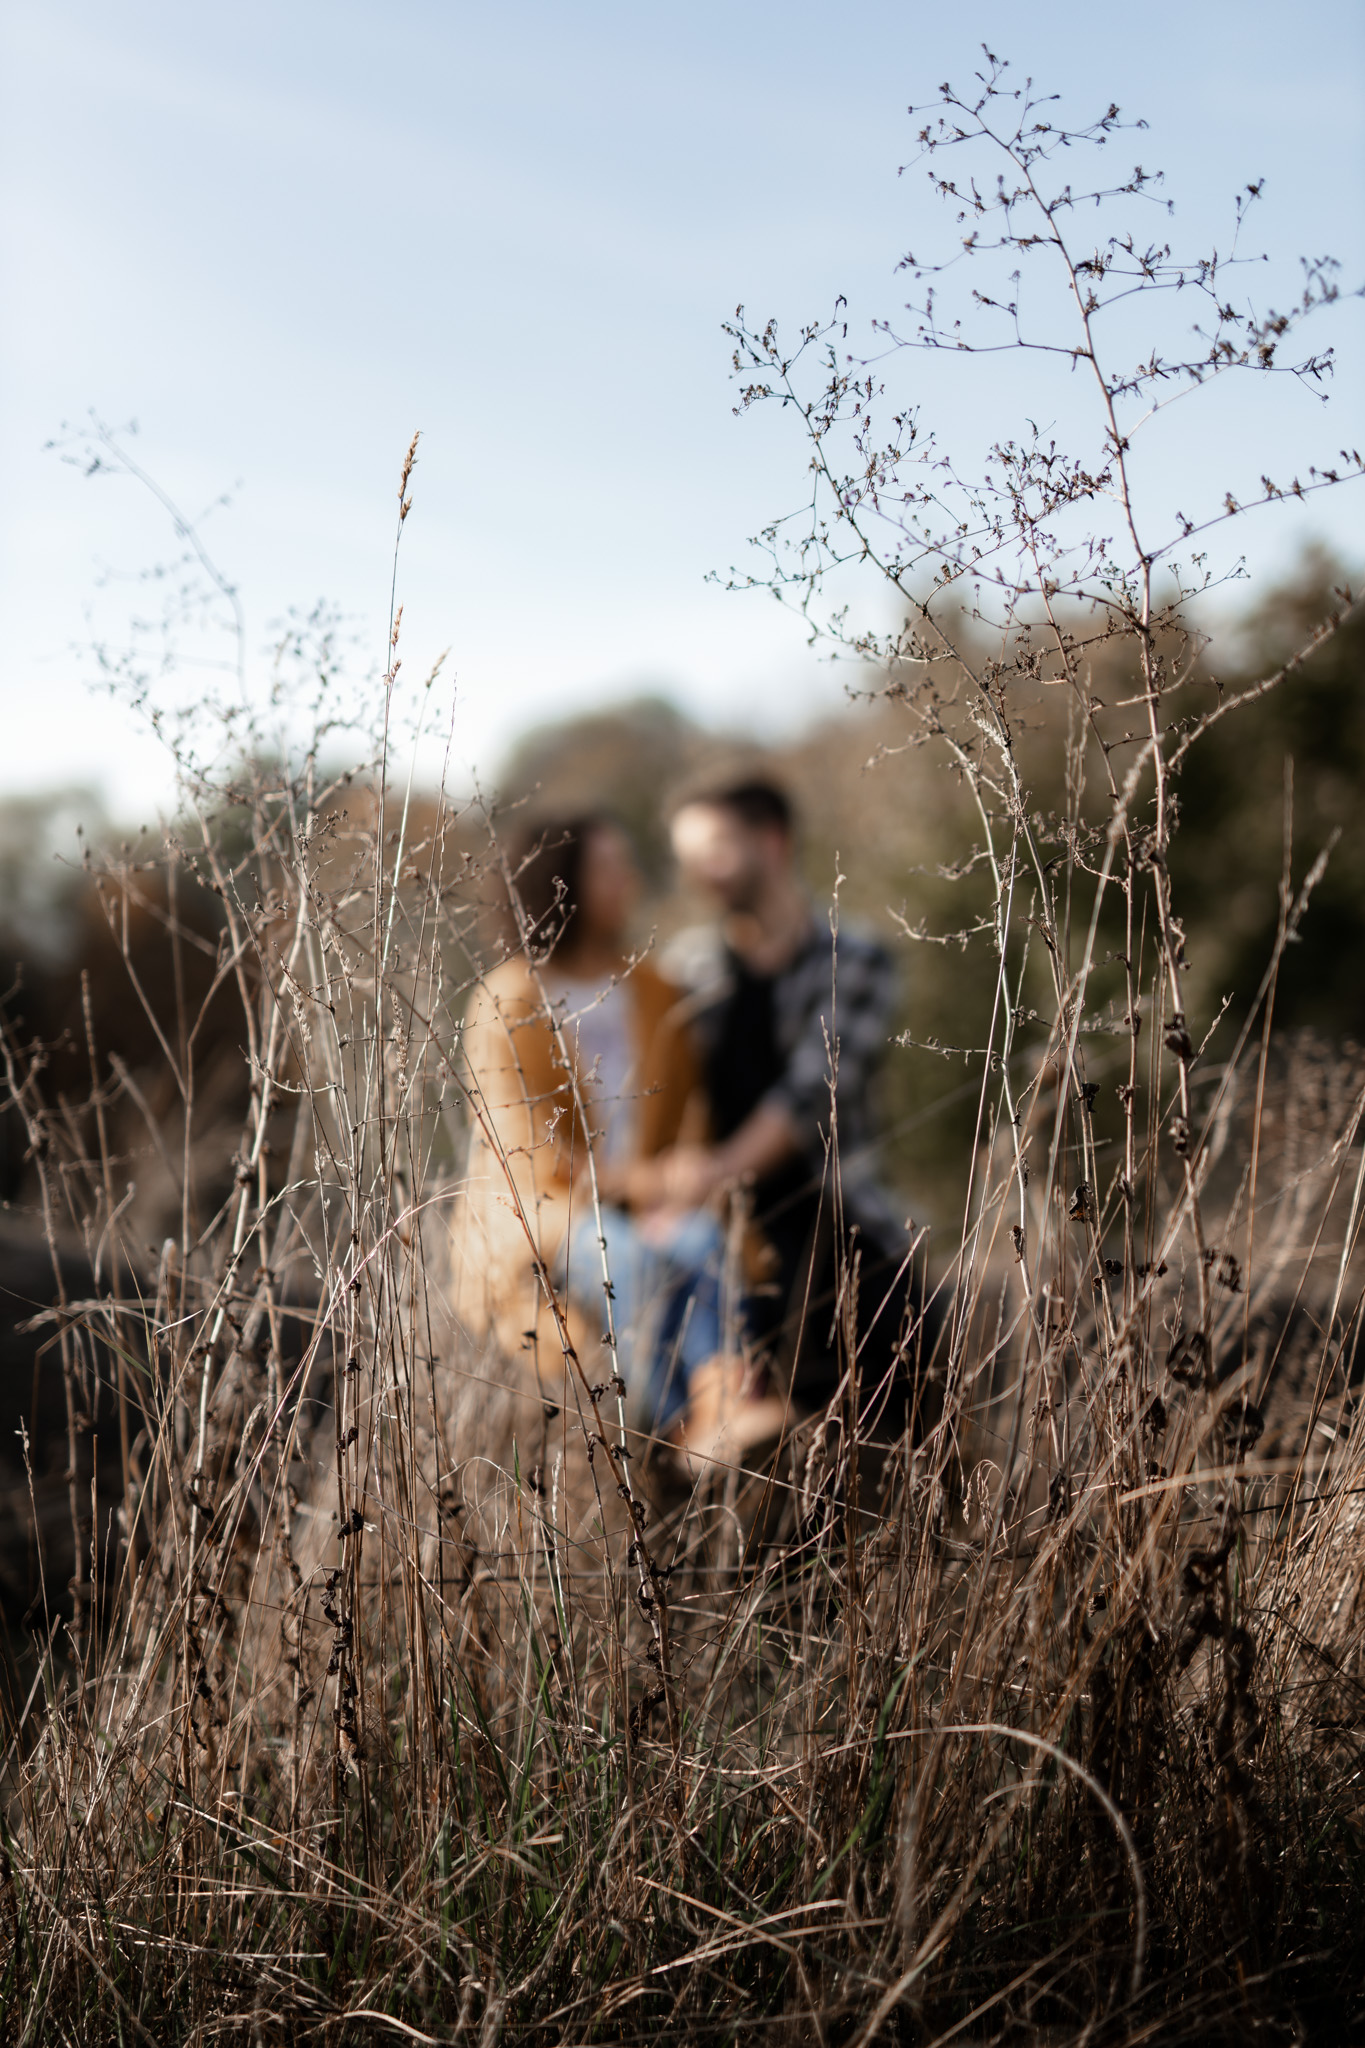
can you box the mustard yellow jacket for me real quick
[450,953,698,1361]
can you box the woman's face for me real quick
[577,824,639,946]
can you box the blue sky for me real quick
[2,0,1361,816]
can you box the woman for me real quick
[454,814,786,1460]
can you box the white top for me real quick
[544,973,636,1169]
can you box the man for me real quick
[654,774,919,1423]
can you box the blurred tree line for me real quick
[498,549,1364,1214]
[1167,547,1365,1035]
[1,550,1359,1233]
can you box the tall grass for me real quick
[3,57,1365,2048]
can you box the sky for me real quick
[1,0,1362,820]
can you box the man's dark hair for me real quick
[672,774,794,836]
[508,813,610,960]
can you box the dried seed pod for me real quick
[1216,1251,1243,1293]
[1222,1401,1264,1455]
[1164,1019,1194,1062]
[1183,1533,1235,1591]
[1167,1330,1209,1384]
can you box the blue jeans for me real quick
[560,1206,732,1429]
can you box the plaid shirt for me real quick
[662,915,902,1244]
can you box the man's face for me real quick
[670,803,782,913]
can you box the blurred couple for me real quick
[455,772,916,1471]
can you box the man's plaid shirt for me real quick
[663,916,902,1247]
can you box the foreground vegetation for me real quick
[2,57,1364,2046]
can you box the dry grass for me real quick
[1,747,1365,2048]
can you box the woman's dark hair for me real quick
[509,814,609,960]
